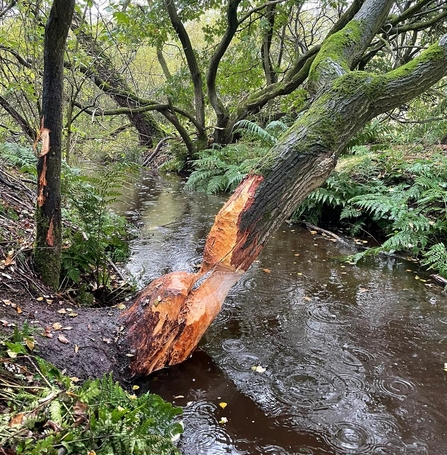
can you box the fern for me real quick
[0,142,37,174]
[233,119,278,146]
[423,243,447,278]
[186,144,268,194]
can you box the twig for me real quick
[107,257,125,281]
[143,136,176,166]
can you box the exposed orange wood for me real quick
[46,217,54,246]
[37,126,51,207]
[123,174,264,376]
[37,155,47,208]
[39,127,51,157]
[202,174,263,273]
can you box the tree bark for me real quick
[71,15,163,147]
[121,0,447,377]
[34,0,75,290]
[24,0,447,378]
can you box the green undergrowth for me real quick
[0,327,182,455]
[0,142,137,305]
[293,145,447,276]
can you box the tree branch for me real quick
[308,0,394,94]
[164,0,205,128]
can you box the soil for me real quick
[0,166,131,383]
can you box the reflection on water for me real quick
[125,171,447,454]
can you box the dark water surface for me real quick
[123,171,447,454]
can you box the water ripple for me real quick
[222,339,246,353]
[341,345,375,368]
[255,444,289,454]
[272,364,347,411]
[327,421,374,454]
[375,376,416,399]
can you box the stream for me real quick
[119,170,447,454]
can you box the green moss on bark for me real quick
[34,207,61,290]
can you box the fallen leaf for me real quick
[42,327,53,338]
[68,312,78,317]
[304,296,312,301]
[16,306,22,314]
[25,338,35,351]
[132,385,140,390]
[37,296,44,301]
[310,230,317,235]
[46,299,53,304]
[219,402,228,409]
[74,344,79,353]
[70,377,81,383]
[1,319,15,327]
[58,334,69,344]
[2,299,12,305]
[251,365,266,373]
[219,417,228,424]
[6,350,17,358]
[126,353,135,357]
[9,413,24,427]
[52,322,62,330]
[262,268,271,273]
[62,326,73,331]
[116,303,126,310]
[173,395,185,399]
[1,273,11,279]
[57,309,67,314]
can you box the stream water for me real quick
[120,170,447,454]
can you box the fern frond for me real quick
[233,120,277,146]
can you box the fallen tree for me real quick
[6,0,447,380]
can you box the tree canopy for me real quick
[1,1,446,161]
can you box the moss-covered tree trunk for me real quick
[34,0,75,290]
[121,0,447,376]
[71,16,164,147]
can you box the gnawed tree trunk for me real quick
[19,0,447,380]
[34,0,75,290]
[121,0,447,376]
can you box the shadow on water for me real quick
[123,171,447,455]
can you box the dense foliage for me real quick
[0,143,134,304]
[0,327,182,455]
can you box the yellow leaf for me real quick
[2,299,12,305]
[16,306,22,314]
[68,312,78,317]
[25,338,34,351]
[52,322,62,330]
[219,417,228,424]
[57,309,67,314]
[132,385,140,390]
[37,296,44,301]
[74,344,79,353]
[7,350,17,358]
[116,303,126,310]
[219,402,227,409]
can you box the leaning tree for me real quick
[31,0,447,379]
[122,0,447,376]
